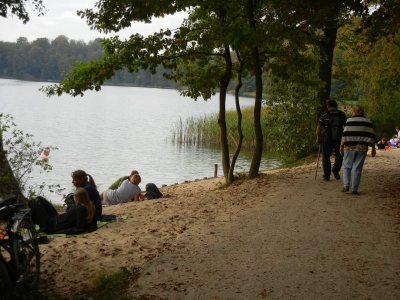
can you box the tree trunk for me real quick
[0,131,25,201]
[247,0,263,179]
[219,45,233,182]
[317,26,338,115]
[228,53,245,184]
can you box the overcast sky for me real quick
[0,0,186,43]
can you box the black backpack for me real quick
[145,183,163,200]
[63,193,75,211]
[325,111,344,142]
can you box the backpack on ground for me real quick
[145,183,163,200]
[63,193,75,211]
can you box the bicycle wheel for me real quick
[0,260,13,299]
[12,218,40,290]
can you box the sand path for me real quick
[39,150,400,299]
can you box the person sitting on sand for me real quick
[389,126,400,146]
[71,170,102,220]
[376,137,389,150]
[108,170,139,190]
[29,188,97,235]
[101,174,145,205]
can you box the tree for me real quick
[42,0,384,182]
[280,0,366,114]
[0,0,45,23]
[361,0,400,43]
[0,0,46,200]
[40,1,238,184]
[41,0,311,183]
[335,17,400,138]
[0,114,59,199]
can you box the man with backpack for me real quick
[316,100,347,181]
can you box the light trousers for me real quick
[343,149,367,192]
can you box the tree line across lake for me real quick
[0,35,261,92]
[0,34,347,97]
[0,35,181,88]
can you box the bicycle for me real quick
[0,195,40,296]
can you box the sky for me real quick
[0,0,186,43]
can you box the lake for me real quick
[0,79,281,204]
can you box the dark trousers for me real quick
[29,196,58,233]
[321,134,343,180]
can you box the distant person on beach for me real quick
[101,174,144,205]
[41,148,50,160]
[316,100,347,181]
[71,170,102,220]
[108,170,139,190]
[376,138,389,150]
[29,188,97,235]
[389,126,400,146]
[340,104,376,195]
[393,126,400,139]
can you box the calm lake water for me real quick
[0,79,281,204]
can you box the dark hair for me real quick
[326,100,338,108]
[130,170,139,177]
[71,170,97,187]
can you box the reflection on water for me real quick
[1,79,281,204]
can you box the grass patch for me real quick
[170,106,273,149]
[81,267,140,300]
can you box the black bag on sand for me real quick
[145,183,163,200]
[64,193,75,211]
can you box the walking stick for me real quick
[315,144,321,180]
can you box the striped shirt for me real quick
[342,115,375,148]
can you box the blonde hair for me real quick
[74,188,95,222]
[130,174,141,185]
[352,104,364,116]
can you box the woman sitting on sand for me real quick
[29,188,97,235]
[71,170,102,220]
[108,170,139,190]
[101,174,145,205]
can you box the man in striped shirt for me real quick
[339,105,376,195]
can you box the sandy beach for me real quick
[37,149,400,299]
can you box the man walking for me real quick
[316,100,347,181]
[339,105,376,195]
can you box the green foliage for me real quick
[264,102,318,162]
[263,42,322,162]
[360,0,400,43]
[334,18,400,139]
[82,267,139,300]
[0,113,62,199]
[0,0,45,24]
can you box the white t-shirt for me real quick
[106,179,141,205]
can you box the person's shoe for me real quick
[351,191,360,195]
[332,170,340,180]
[322,176,330,181]
[341,187,349,192]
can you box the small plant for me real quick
[82,267,140,300]
[0,113,64,199]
